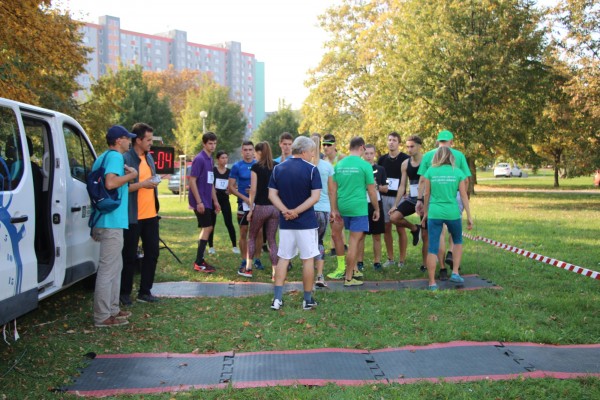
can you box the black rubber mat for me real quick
[151,275,499,298]
[66,342,600,396]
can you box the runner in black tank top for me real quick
[389,136,426,265]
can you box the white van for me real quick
[0,98,99,327]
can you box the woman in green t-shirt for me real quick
[422,147,473,290]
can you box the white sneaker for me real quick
[208,247,216,255]
[315,275,327,288]
[383,259,395,268]
[232,247,241,254]
[398,261,405,269]
[271,299,283,310]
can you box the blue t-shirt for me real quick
[93,150,129,229]
[268,157,322,230]
[189,150,214,209]
[230,159,256,203]
[314,159,334,213]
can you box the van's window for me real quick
[63,125,94,183]
[0,107,24,191]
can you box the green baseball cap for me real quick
[437,130,454,141]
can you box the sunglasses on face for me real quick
[323,143,333,147]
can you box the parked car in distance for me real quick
[494,162,522,178]
[168,166,191,194]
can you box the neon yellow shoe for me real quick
[352,270,363,279]
[327,269,345,280]
[344,278,364,287]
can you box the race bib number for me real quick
[387,178,399,191]
[215,178,228,190]
[409,183,419,197]
[207,171,214,184]
[242,202,250,212]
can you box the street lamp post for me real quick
[199,110,207,134]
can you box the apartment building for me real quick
[76,15,265,135]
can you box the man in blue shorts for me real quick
[268,136,322,310]
[330,137,380,287]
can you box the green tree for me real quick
[175,80,246,158]
[549,0,600,174]
[252,100,300,156]
[80,65,175,151]
[303,0,549,191]
[0,0,88,114]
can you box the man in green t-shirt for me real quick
[416,130,471,280]
[330,137,380,287]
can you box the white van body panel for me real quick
[0,98,100,325]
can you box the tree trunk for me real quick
[553,151,561,188]
[468,158,477,195]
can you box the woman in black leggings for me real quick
[208,151,239,254]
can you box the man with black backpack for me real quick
[91,126,138,328]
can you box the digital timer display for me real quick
[149,146,175,174]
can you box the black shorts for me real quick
[237,203,250,226]
[194,209,215,228]
[395,199,417,218]
[366,201,385,235]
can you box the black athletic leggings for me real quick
[208,193,237,247]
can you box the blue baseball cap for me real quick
[106,125,136,141]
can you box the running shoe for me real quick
[238,266,253,278]
[315,275,327,287]
[383,259,395,268]
[194,261,216,273]
[428,284,439,291]
[411,225,421,246]
[438,268,449,281]
[302,297,318,310]
[208,247,216,255]
[137,293,160,303]
[373,262,383,271]
[254,258,264,270]
[398,261,405,269]
[232,247,241,254]
[327,269,345,280]
[353,270,363,279]
[344,278,364,287]
[449,273,464,283]
[357,261,364,271]
[271,299,284,310]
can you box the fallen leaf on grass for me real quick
[65,330,76,334]
[428,315,438,322]
[191,348,200,354]
[243,321,251,327]
[295,318,306,324]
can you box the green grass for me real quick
[476,168,598,190]
[1,184,599,399]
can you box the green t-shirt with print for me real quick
[423,164,467,220]
[334,155,374,217]
[418,147,471,178]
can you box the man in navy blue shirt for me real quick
[268,136,322,310]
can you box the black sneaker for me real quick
[411,225,421,246]
[119,294,132,306]
[137,293,160,303]
[419,265,427,273]
[438,268,449,281]
[357,261,364,271]
[302,297,318,310]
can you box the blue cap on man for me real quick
[106,125,136,141]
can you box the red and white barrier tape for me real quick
[462,233,600,280]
